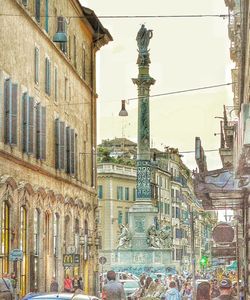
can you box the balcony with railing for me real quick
[97,163,136,177]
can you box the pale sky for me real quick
[83,1,234,171]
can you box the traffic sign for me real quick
[99,256,107,265]
[9,249,23,261]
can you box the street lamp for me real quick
[118,100,128,116]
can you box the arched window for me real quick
[32,209,40,291]
[64,215,70,249]
[75,218,79,252]
[53,213,59,278]
[84,220,88,235]
[1,201,10,275]
[20,206,27,297]
[83,220,88,260]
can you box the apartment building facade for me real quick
[97,140,214,273]
[0,0,111,295]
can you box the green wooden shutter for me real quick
[54,67,58,101]
[36,103,41,158]
[70,128,75,174]
[55,119,65,169]
[45,58,50,95]
[45,0,49,33]
[4,79,11,144]
[66,126,71,173]
[55,118,60,169]
[22,92,28,152]
[34,48,39,84]
[11,83,18,145]
[41,106,46,159]
[35,0,40,22]
[60,121,65,169]
[45,58,48,94]
[28,97,34,154]
[48,60,51,95]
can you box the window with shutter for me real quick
[28,97,34,154]
[11,84,18,145]
[23,94,34,154]
[45,58,51,95]
[36,103,41,158]
[73,35,77,68]
[82,46,86,80]
[45,0,49,33]
[60,121,65,169]
[22,93,28,152]
[36,104,46,160]
[70,129,75,174]
[22,0,28,6]
[45,58,48,94]
[4,79,11,144]
[54,66,58,102]
[34,48,39,84]
[55,118,60,168]
[55,119,65,170]
[41,106,46,159]
[35,0,40,22]
[4,79,18,146]
[66,127,70,173]
[66,127,75,175]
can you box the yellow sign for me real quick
[63,254,74,266]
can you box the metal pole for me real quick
[101,264,104,292]
[190,209,196,297]
[235,222,240,300]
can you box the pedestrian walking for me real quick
[64,275,73,292]
[165,281,181,300]
[50,277,59,292]
[78,277,84,291]
[102,270,126,300]
[72,275,80,292]
[181,283,192,300]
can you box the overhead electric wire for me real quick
[78,148,219,156]
[43,82,234,107]
[126,82,233,102]
[0,13,230,19]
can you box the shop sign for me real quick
[63,254,81,267]
[212,223,234,244]
[63,254,74,267]
[74,254,80,264]
[212,246,236,258]
[9,249,23,261]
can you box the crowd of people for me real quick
[102,270,244,300]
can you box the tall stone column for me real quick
[115,26,172,274]
[129,25,158,250]
[132,24,155,203]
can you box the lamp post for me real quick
[190,208,196,297]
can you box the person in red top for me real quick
[64,275,73,292]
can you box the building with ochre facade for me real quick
[97,139,215,274]
[0,0,112,296]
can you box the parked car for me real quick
[22,293,100,300]
[120,280,140,298]
[0,278,13,300]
